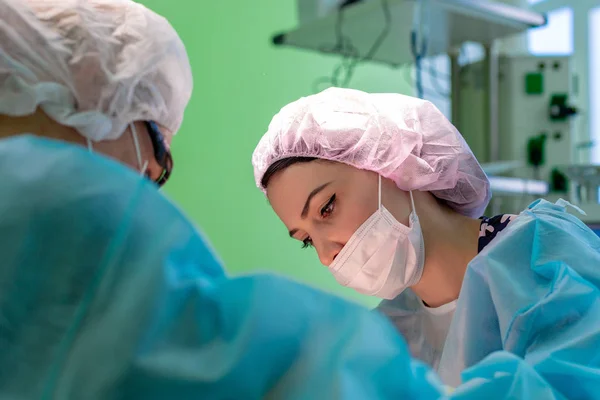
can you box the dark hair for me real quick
[261,157,317,189]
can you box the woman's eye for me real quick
[302,238,313,249]
[320,194,336,218]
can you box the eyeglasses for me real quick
[145,121,173,187]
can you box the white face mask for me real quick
[87,123,148,176]
[328,175,425,300]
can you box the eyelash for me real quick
[301,194,336,249]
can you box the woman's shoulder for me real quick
[473,199,600,278]
[482,199,596,245]
[516,199,597,241]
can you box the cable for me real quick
[423,57,450,98]
[410,30,426,99]
[312,0,450,100]
[400,64,448,100]
[410,0,429,99]
[313,0,391,92]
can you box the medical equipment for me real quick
[481,163,549,210]
[562,165,600,204]
[276,0,545,66]
[459,56,574,169]
[487,176,549,197]
[481,160,524,176]
[276,0,545,104]
[456,55,577,214]
[557,165,600,223]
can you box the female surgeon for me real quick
[252,87,600,392]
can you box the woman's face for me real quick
[266,160,411,266]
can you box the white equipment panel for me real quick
[497,56,574,185]
[275,0,546,66]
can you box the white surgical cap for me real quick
[0,0,193,142]
[252,87,491,218]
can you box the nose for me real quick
[315,239,343,267]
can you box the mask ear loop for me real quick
[87,129,149,176]
[130,123,148,175]
[378,174,382,209]
[381,174,417,215]
[408,190,418,224]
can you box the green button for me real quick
[525,72,544,95]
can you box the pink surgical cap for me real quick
[252,87,491,218]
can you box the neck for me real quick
[411,198,481,308]
[0,109,85,144]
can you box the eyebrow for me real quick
[288,181,332,238]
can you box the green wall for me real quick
[140,0,413,305]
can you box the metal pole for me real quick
[487,44,500,162]
[450,50,461,129]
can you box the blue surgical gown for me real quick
[380,197,600,398]
[3,135,600,399]
[0,135,441,399]
[437,197,600,397]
